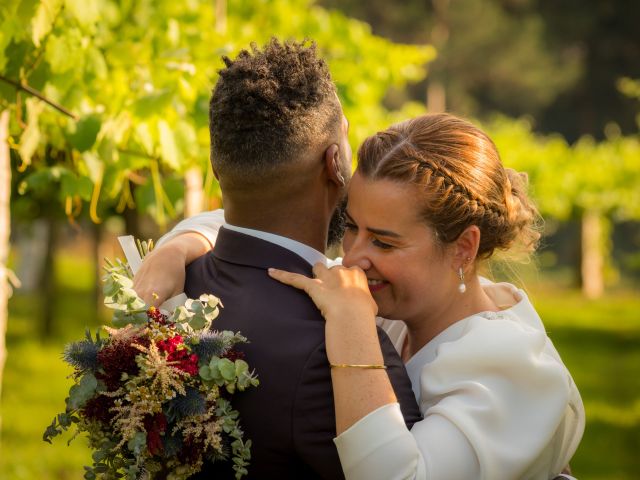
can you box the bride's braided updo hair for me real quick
[357,113,541,260]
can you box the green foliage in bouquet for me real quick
[43,247,259,480]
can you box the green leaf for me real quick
[85,46,107,79]
[42,416,63,443]
[198,365,213,381]
[68,115,101,152]
[171,305,192,323]
[134,122,155,156]
[18,98,45,165]
[67,373,97,409]
[235,359,249,377]
[200,294,220,309]
[91,450,107,462]
[132,90,173,119]
[70,175,93,200]
[45,29,82,74]
[188,314,206,331]
[218,358,236,381]
[64,0,100,27]
[127,431,146,455]
[18,116,41,165]
[157,120,180,170]
[17,0,41,28]
[31,0,63,47]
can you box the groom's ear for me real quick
[324,144,345,187]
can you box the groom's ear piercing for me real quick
[336,171,346,185]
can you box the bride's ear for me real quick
[324,144,345,187]
[452,225,480,269]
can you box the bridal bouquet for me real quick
[43,239,259,480]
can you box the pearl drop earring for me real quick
[458,267,466,293]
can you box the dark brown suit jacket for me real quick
[186,227,421,479]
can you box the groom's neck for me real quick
[224,199,329,254]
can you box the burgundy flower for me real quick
[147,306,168,325]
[179,435,203,464]
[144,412,167,456]
[222,348,245,363]
[97,337,149,391]
[82,394,116,424]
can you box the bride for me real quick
[134,113,584,479]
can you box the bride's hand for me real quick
[133,233,210,306]
[133,242,188,306]
[269,263,384,368]
[268,263,378,322]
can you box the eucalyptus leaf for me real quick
[67,373,97,410]
[218,358,236,382]
[188,314,207,331]
[127,431,146,455]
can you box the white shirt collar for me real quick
[224,223,328,267]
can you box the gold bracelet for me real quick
[330,363,387,370]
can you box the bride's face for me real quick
[342,171,458,325]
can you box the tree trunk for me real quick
[215,0,227,34]
[581,210,605,298]
[0,109,11,434]
[40,212,58,338]
[92,221,103,324]
[184,167,204,218]
[123,205,142,240]
[427,0,449,112]
[427,81,446,113]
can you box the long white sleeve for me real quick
[335,403,479,480]
[334,290,584,480]
[156,209,226,248]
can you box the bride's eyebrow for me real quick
[344,211,402,238]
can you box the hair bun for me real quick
[503,168,541,255]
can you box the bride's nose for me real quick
[342,239,372,271]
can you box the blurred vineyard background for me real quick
[0,0,639,479]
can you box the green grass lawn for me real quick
[1,253,639,479]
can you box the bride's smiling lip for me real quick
[367,278,388,293]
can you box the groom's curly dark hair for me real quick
[209,38,341,188]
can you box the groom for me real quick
[178,39,420,479]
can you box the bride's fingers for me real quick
[268,268,317,293]
[311,262,333,280]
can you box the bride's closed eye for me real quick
[372,238,394,250]
[345,222,394,250]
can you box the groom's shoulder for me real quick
[184,249,322,327]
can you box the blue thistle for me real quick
[206,439,230,462]
[162,432,183,458]
[166,387,206,421]
[62,337,101,372]
[190,331,226,362]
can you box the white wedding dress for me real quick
[158,210,585,480]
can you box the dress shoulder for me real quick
[415,309,583,479]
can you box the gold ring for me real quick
[152,292,159,300]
